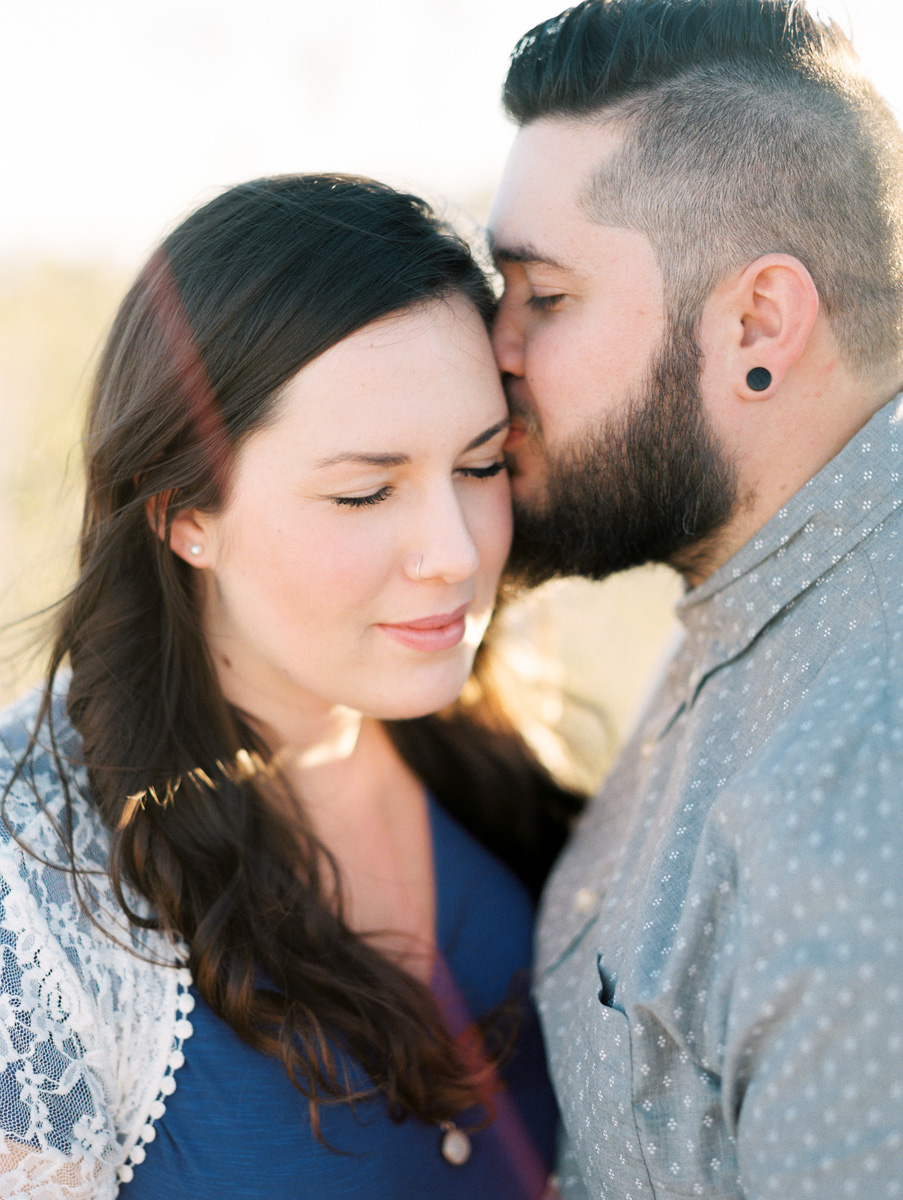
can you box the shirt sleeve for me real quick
[0,841,119,1199]
[726,723,902,1198]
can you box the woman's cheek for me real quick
[485,479,514,573]
[309,514,399,595]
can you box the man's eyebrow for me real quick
[488,237,573,273]
[313,419,509,471]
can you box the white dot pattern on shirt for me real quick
[536,399,903,1198]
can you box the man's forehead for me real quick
[499,117,624,189]
[488,118,626,270]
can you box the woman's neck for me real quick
[275,717,438,983]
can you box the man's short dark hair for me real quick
[503,0,903,377]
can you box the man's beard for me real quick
[505,319,739,588]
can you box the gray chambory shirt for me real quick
[537,396,903,1199]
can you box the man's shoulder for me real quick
[788,503,903,637]
[719,621,901,867]
[752,506,903,739]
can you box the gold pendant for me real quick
[439,1121,472,1166]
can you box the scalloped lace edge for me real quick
[114,966,195,1188]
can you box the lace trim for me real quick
[115,966,196,1187]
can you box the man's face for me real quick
[489,117,737,584]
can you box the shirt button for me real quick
[573,887,598,915]
[640,736,657,759]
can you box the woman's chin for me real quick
[362,666,476,722]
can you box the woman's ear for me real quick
[145,494,211,567]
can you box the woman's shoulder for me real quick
[0,681,196,1193]
[0,677,184,960]
[0,681,104,863]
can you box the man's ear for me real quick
[717,254,820,399]
[145,493,211,567]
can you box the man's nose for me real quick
[491,302,526,378]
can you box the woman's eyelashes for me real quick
[458,460,507,480]
[328,460,507,508]
[330,486,394,508]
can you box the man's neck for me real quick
[681,373,901,588]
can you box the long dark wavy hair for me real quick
[15,175,581,1132]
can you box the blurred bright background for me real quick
[2,0,901,783]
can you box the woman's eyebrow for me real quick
[464,417,511,452]
[314,450,409,469]
[314,419,510,470]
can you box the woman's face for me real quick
[180,296,512,739]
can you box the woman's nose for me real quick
[407,493,480,585]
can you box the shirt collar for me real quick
[667,393,903,701]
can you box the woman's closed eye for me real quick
[457,460,507,480]
[329,460,506,508]
[330,486,394,508]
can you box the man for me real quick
[489,2,903,1196]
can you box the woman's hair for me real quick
[22,175,581,1131]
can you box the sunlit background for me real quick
[2,0,901,781]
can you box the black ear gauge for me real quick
[746,367,772,392]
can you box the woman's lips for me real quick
[377,604,469,651]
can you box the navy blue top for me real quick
[120,796,558,1199]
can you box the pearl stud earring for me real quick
[189,544,202,557]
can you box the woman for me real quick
[0,175,580,1199]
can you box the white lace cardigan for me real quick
[0,688,195,1199]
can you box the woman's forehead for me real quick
[244,298,505,464]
